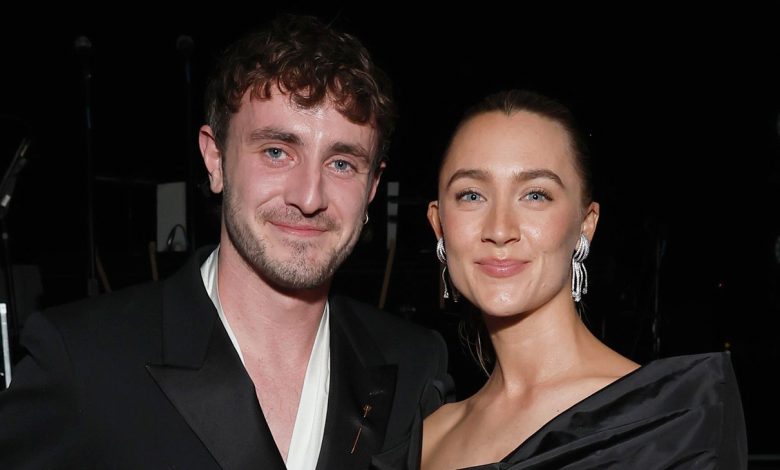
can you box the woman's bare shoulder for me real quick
[425,399,466,433]
[423,397,475,454]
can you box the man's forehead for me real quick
[227,90,379,165]
[242,88,374,123]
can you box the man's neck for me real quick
[216,241,328,359]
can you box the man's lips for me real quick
[269,221,329,237]
[474,258,529,278]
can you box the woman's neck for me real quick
[481,293,598,395]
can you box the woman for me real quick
[422,90,747,469]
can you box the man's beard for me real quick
[222,180,363,290]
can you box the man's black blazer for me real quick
[0,248,452,469]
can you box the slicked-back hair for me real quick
[447,89,592,206]
[204,15,396,172]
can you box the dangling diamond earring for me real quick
[441,268,451,300]
[436,238,457,302]
[436,237,447,264]
[572,234,590,302]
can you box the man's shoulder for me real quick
[41,281,162,325]
[22,281,165,350]
[330,295,428,332]
[35,248,208,332]
[329,295,445,354]
[329,295,455,419]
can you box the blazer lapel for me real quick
[316,297,398,470]
[146,248,286,470]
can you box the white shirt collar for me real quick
[200,247,330,468]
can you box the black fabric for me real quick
[0,247,453,469]
[458,353,748,469]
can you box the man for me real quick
[0,15,452,469]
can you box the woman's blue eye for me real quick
[525,191,550,202]
[457,191,484,202]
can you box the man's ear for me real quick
[427,200,443,239]
[199,125,224,194]
[366,160,386,203]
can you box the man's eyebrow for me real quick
[247,127,303,146]
[446,168,490,189]
[246,129,371,161]
[329,142,371,162]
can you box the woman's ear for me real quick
[581,201,600,242]
[427,200,443,239]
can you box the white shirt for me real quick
[201,248,330,469]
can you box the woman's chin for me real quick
[470,291,529,318]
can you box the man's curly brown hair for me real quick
[204,15,396,171]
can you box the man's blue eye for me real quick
[265,148,285,159]
[332,160,353,172]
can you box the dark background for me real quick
[1,5,778,461]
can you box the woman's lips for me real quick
[475,258,528,278]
